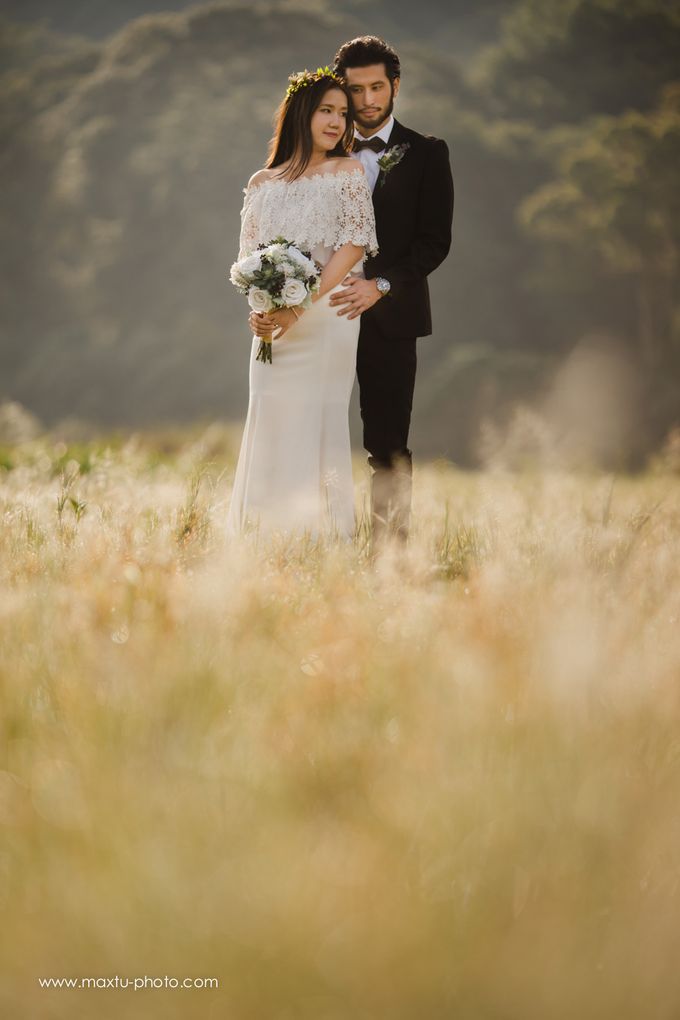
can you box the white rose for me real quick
[238,252,262,276]
[281,278,307,306]
[292,251,318,276]
[248,287,274,312]
[287,247,311,268]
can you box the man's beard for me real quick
[354,85,395,133]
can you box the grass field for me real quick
[1,421,680,1019]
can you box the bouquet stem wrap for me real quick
[255,332,273,364]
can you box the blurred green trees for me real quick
[0,0,677,465]
[520,83,680,372]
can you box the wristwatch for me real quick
[375,276,391,297]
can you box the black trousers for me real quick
[356,316,417,538]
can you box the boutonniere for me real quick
[377,142,410,187]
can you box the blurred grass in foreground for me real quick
[1,421,680,1020]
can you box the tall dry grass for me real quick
[1,421,680,1019]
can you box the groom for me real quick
[331,36,454,544]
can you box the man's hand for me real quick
[328,277,383,319]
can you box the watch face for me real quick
[377,277,390,293]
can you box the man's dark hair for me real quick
[333,35,401,83]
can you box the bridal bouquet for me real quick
[229,237,321,364]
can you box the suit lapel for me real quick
[385,118,408,148]
[372,119,410,207]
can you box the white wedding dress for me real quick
[226,165,379,540]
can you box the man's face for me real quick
[343,63,400,135]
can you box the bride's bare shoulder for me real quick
[246,167,280,189]
[327,157,365,176]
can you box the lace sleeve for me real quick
[237,186,259,260]
[334,169,379,258]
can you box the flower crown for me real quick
[286,66,344,99]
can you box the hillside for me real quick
[1,0,678,466]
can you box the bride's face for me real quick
[310,88,348,154]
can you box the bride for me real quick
[225,67,378,540]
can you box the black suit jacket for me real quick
[362,118,454,338]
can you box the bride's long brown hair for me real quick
[266,73,355,181]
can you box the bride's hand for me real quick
[248,310,275,336]
[248,308,299,338]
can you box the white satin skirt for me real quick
[226,282,359,541]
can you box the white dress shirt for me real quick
[353,114,394,193]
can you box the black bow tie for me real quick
[353,136,386,154]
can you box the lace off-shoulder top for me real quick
[237,166,379,274]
